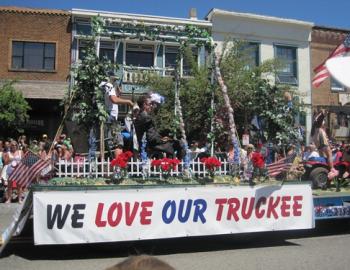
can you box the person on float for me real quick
[134,93,184,159]
[100,75,134,158]
[311,110,338,179]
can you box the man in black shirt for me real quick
[135,94,183,159]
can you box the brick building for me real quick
[311,26,350,142]
[0,6,71,139]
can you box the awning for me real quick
[13,80,68,100]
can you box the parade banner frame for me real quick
[33,184,314,245]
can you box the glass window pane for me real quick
[276,45,297,84]
[165,53,177,68]
[126,51,154,67]
[44,58,55,70]
[331,77,344,91]
[23,42,44,69]
[99,48,114,63]
[12,56,23,69]
[45,43,55,57]
[12,41,23,56]
[78,47,86,60]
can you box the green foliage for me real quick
[141,48,213,143]
[68,16,117,130]
[0,81,30,136]
[219,39,304,145]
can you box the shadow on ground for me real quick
[1,219,350,260]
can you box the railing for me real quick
[56,157,232,178]
[122,66,175,84]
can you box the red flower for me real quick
[110,151,133,168]
[200,156,221,173]
[151,157,181,173]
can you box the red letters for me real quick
[95,201,154,227]
[95,203,106,227]
[281,196,291,217]
[255,197,266,219]
[215,195,304,221]
[227,198,240,221]
[215,198,227,221]
[108,202,123,227]
[241,197,255,219]
[293,196,303,216]
[140,201,153,225]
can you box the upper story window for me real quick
[242,42,260,69]
[126,44,154,67]
[75,17,91,35]
[11,41,56,71]
[165,46,179,75]
[183,47,198,76]
[275,45,298,85]
[78,40,89,60]
[331,77,345,92]
[99,41,115,63]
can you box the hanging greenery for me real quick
[68,16,117,131]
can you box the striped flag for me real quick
[8,151,50,189]
[312,33,350,88]
[267,153,296,177]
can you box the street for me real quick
[0,219,350,270]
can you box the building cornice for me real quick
[0,6,69,16]
[206,8,313,28]
[72,8,212,28]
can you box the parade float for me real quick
[1,16,350,254]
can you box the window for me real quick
[183,47,198,76]
[99,41,115,63]
[78,40,89,60]
[126,44,154,67]
[275,45,298,85]
[242,42,260,69]
[165,46,179,75]
[12,41,56,71]
[75,17,91,35]
[331,77,345,91]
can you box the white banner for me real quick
[33,184,314,245]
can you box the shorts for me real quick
[106,116,124,148]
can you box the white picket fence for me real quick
[56,157,232,178]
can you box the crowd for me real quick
[0,133,75,203]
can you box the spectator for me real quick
[105,255,175,270]
[3,141,23,203]
[0,140,4,184]
[251,143,267,181]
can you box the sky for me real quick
[1,0,349,30]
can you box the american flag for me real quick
[8,151,50,189]
[267,153,296,177]
[312,33,350,88]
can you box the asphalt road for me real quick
[1,219,350,270]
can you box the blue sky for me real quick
[1,0,349,30]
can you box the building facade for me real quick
[207,9,314,143]
[71,8,211,117]
[0,6,71,139]
[311,26,350,142]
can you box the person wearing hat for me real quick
[311,110,338,179]
[100,75,134,158]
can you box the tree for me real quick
[69,16,116,129]
[140,47,213,144]
[219,40,303,146]
[0,81,30,137]
[67,16,117,160]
